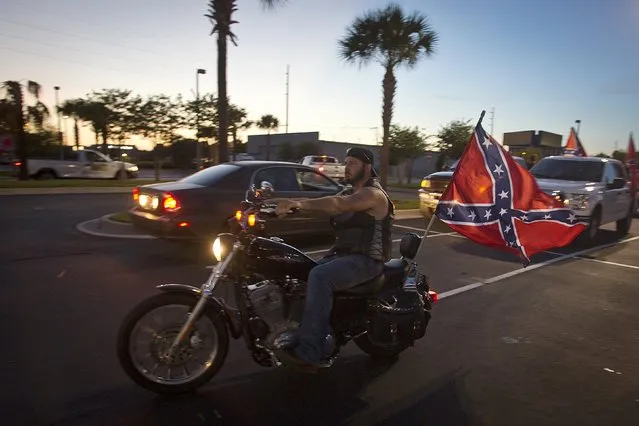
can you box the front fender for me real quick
[157,283,202,296]
[156,284,242,338]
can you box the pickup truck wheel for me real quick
[616,205,633,236]
[36,170,57,180]
[577,208,601,247]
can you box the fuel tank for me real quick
[246,237,317,280]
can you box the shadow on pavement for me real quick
[446,228,629,265]
[47,354,396,426]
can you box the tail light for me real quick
[428,290,439,303]
[13,161,22,167]
[133,187,139,202]
[319,166,324,172]
[163,192,180,212]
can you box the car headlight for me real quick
[127,165,138,172]
[565,193,590,210]
[420,179,431,189]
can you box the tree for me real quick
[256,114,279,160]
[77,101,109,147]
[388,124,430,183]
[611,150,627,162]
[87,89,138,152]
[432,119,473,170]
[338,3,438,188]
[134,95,184,180]
[58,99,86,147]
[228,103,252,160]
[594,152,611,158]
[1,80,50,180]
[205,0,286,165]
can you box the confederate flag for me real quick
[434,112,588,266]
[562,127,587,156]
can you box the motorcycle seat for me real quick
[335,258,408,296]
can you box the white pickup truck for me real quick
[300,155,345,183]
[24,148,139,180]
[530,156,635,245]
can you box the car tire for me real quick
[616,204,633,236]
[576,207,601,247]
[36,169,57,180]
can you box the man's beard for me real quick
[345,168,366,185]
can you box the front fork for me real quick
[169,244,239,351]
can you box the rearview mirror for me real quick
[607,177,626,190]
[260,181,274,197]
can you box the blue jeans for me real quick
[294,253,384,363]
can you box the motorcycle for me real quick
[117,181,439,394]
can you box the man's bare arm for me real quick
[293,187,379,216]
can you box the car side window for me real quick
[253,167,300,192]
[296,169,339,192]
[612,163,628,180]
[603,163,617,184]
[85,151,106,163]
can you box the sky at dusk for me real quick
[1,0,638,154]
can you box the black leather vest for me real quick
[328,178,394,261]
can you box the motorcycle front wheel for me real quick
[117,292,229,395]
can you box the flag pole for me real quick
[414,109,487,258]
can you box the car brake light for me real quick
[14,161,22,167]
[178,222,189,227]
[163,192,180,212]
[319,166,324,172]
[133,187,139,202]
[428,290,439,303]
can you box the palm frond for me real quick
[26,81,42,99]
[260,0,287,10]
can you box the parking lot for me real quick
[1,193,638,425]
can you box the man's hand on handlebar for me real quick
[274,199,300,218]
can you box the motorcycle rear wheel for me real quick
[117,292,229,395]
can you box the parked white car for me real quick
[25,148,138,180]
[530,156,635,245]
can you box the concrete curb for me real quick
[76,209,425,240]
[76,214,157,239]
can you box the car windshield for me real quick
[530,159,604,182]
[179,163,241,186]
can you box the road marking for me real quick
[438,235,639,300]
[545,251,639,270]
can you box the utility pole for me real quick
[489,107,495,136]
[285,64,290,133]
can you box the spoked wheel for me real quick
[117,292,229,394]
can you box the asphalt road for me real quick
[1,194,638,425]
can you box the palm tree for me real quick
[228,103,252,160]
[58,99,86,147]
[256,114,279,160]
[78,101,109,150]
[205,0,286,165]
[338,3,438,187]
[1,80,50,180]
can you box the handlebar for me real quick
[259,204,299,217]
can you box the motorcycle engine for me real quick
[247,278,307,347]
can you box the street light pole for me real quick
[195,68,206,168]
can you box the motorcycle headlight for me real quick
[211,233,236,262]
[212,238,224,262]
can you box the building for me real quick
[246,131,440,181]
[502,130,563,166]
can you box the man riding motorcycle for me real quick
[273,147,395,371]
